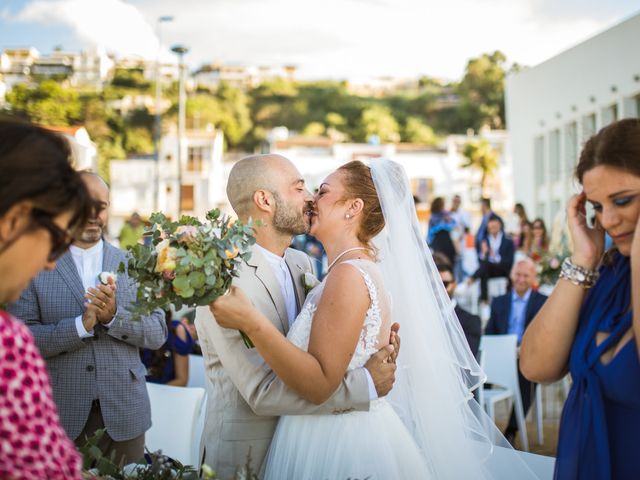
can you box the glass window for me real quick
[534,136,545,187]
[564,122,578,175]
[601,104,618,126]
[582,113,596,142]
[549,129,561,179]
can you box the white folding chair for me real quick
[534,383,544,445]
[479,334,529,452]
[146,383,207,469]
[187,354,206,389]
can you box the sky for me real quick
[0,0,638,81]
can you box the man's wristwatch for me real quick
[559,257,599,288]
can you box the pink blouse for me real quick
[0,309,82,480]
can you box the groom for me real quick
[195,154,398,477]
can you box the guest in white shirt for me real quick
[467,214,515,303]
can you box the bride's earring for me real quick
[345,214,350,219]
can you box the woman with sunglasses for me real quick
[0,121,92,480]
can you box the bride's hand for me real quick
[567,192,605,270]
[210,286,258,332]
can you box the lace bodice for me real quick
[287,259,390,370]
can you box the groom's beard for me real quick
[272,192,309,236]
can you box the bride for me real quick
[212,159,539,479]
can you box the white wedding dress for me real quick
[262,259,432,479]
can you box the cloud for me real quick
[13,0,159,58]
[7,0,637,80]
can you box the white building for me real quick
[46,126,98,171]
[0,47,39,89]
[506,13,640,226]
[109,126,226,232]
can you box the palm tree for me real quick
[461,139,498,196]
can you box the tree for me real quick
[461,139,499,196]
[359,105,400,143]
[456,51,507,131]
[6,80,81,126]
[403,117,437,145]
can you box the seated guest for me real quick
[141,310,195,386]
[435,258,481,358]
[485,257,547,444]
[529,217,549,262]
[468,214,515,303]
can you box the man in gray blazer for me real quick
[10,172,167,465]
[196,155,398,477]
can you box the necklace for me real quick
[327,247,369,271]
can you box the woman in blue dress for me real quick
[520,118,640,479]
[141,310,195,386]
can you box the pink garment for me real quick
[0,309,82,480]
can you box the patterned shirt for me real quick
[0,309,82,480]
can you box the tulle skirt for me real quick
[262,399,432,479]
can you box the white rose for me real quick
[97,271,117,285]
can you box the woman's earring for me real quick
[345,214,350,219]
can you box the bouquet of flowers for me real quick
[537,252,567,286]
[118,209,258,346]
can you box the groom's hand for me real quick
[364,345,396,397]
[389,322,400,363]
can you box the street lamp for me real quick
[171,44,189,218]
[153,15,173,212]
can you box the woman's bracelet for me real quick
[559,257,599,288]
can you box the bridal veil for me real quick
[369,158,539,479]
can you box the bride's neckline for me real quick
[327,247,370,271]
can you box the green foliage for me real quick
[3,50,508,156]
[6,80,81,126]
[119,209,258,347]
[403,117,438,145]
[79,429,214,479]
[461,139,499,195]
[456,50,507,130]
[359,104,400,143]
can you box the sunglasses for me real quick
[31,211,74,261]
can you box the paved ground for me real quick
[493,379,567,457]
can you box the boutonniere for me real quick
[302,272,321,294]
[97,271,117,285]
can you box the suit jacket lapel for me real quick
[56,252,86,308]
[246,247,288,333]
[102,241,119,273]
[284,251,306,314]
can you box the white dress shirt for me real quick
[486,232,503,263]
[70,240,114,337]
[256,244,378,400]
[255,244,298,326]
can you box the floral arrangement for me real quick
[537,252,567,286]
[118,209,258,346]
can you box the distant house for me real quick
[46,125,98,171]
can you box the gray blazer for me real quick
[9,241,167,442]
[195,246,369,478]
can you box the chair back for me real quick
[479,334,519,393]
[187,354,206,388]
[146,383,207,469]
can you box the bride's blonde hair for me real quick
[337,160,385,249]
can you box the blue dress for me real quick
[141,320,195,384]
[556,253,640,479]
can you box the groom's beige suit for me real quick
[195,245,370,477]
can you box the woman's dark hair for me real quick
[487,213,504,230]
[514,203,528,221]
[430,197,445,215]
[576,118,640,183]
[337,160,385,249]
[531,217,548,249]
[0,121,92,233]
[145,310,175,380]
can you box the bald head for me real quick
[227,154,294,218]
[510,257,537,296]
